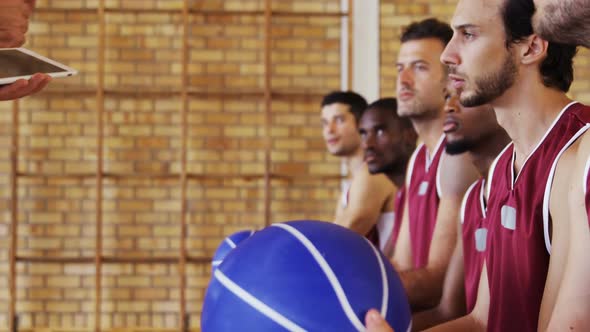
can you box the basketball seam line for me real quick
[366,239,388,317]
[214,269,307,332]
[225,238,237,249]
[272,223,366,331]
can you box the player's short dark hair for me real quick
[501,0,577,92]
[400,18,453,47]
[321,91,368,124]
[366,98,414,131]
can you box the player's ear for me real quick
[520,34,548,66]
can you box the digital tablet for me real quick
[0,48,77,85]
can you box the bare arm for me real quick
[400,153,479,310]
[540,136,590,331]
[424,263,489,332]
[0,74,51,101]
[392,197,413,270]
[365,262,489,332]
[412,227,466,331]
[334,164,394,236]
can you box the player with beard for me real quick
[321,91,401,256]
[412,89,509,331]
[392,18,479,312]
[358,98,417,255]
[440,0,586,330]
[365,0,589,331]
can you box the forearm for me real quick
[412,307,448,331]
[400,267,445,312]
[412,298,465,331]
[334,214,374,235]
[423,313,485,332]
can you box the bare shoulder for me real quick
[553,131,590,206]
[351,163,395,192]
[546,134,590,331]
[551,139,581,220]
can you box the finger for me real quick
[0,79,30,101]
[365,309,395,332]
[27,74,51,94]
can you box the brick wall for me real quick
[2,0,589,331]
[0,0,343,331]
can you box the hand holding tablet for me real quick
[0,72,51,101]
[0,48,77,101]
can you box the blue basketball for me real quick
[211,230,255,271]
[202,220,412,332]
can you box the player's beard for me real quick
[460,51,517,108]
[445,138,476,155]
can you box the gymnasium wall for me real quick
[0,0,589,331]
[379,0,590,101]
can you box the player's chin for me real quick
[367,163,382,175]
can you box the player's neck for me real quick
[411,113,445,157]
[491,82,572,171]
[343,147,364,178]
[468,130,511,179]
[386,172,405,189]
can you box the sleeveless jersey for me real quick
[584,155,590,225]
[460,178,487,313]
[341,185,395,251]
[485,102,590,332]
[389,185,406,253]
[406,135,446,268]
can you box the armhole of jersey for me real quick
[460,180,479,225]
[486,142,512,200]
[479,178,487,218]
[435,140,447,199]
[542,124,590,255]
[435,155,443,199]
[341,181,351,208]
[583,153,590,195]
[405,144,422,190]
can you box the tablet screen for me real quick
[0,49,68,78]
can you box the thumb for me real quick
[365,309,394,332]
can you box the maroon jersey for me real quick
[584,155,590,224]
[390,185,406,251]
[486,102,590,332]
[460,178,487,313]
[406,135,446,268]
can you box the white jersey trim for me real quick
[377,211,395,252]
[583,154,590,195]
[487,143,513,200]
[341,181,351,208]
[512,101,579,189]
[405,143,424,190]
[478,179,487,218]
[434,134,446,199]
[426,134,446,172]
[460,180,479,225]
[542,123,590,255]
